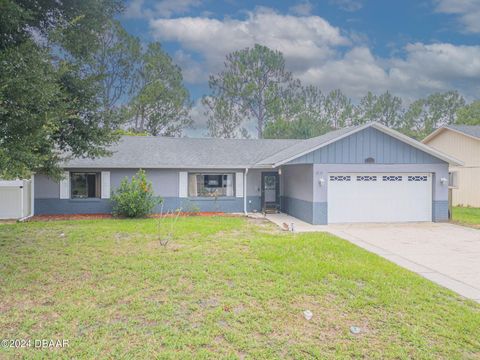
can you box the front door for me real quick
[261,172,280,212]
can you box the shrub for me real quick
[111,169,161,218]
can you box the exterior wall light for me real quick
[319,178,325,186]
[440,177,448,185]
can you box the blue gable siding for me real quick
[287,127,445,165]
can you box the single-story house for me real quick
[423,124,480,207]
[33,122,461,224]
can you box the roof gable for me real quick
[423,125,480,143]
[286,126,446,165]
[259,122,462,166]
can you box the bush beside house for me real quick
[111,169,161,218]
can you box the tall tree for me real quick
[456,100,480,125]
[324,89,354,129]
[401,91,465,139]
[92,19,141,120]
[204,44,295,138]
[129,42,192,136]
[204,97,248,138]
[264,85,331,139]
[355,91,403,127]
[0,0,123,180]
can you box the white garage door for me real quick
[327,173,432,223]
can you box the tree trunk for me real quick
[258,102,264,139]
[139,107,145,132]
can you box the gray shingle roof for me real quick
[445,124,480,139]
[63,136,301,169]
[63,122,461,169]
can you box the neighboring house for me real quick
[32,122,461,224]
[423,124,480,207]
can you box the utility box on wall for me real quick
[0,179,33,220]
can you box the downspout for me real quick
[243,168,249,215]
[31,174,34,217]
[20,181,24,219]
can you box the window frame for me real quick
[188,172,235,198]
[70,172,101,199]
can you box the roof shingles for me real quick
[63,136,301,169]
[63,122,461,168]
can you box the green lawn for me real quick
[0,217,479,359]
[452,206,480,227]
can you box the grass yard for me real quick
[452,206,480,227]
[0,217,479,359]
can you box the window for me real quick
[364,157,375,164]
[329,175,351,181]
[71,172,101,198]
[383,175,402,181]
[407,175,427,182]
[357,175,377,181]
[188,173,234,197]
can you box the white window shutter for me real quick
[101,171,110,199]
[235,172,244,198]
[179,172,188,198]
[59,171,70,199]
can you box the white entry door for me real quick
[327,173,432,223]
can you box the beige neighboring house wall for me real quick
[424,128,480,207]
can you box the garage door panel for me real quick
[328,173,432,223]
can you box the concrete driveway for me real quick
[328,223,480,302]
[264,214,480,302]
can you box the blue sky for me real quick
[120,0,480,133]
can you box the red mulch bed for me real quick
[29,212,232,222]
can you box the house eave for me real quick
[423,126,480,143]
[61,164,273,170]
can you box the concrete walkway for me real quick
[265,213,480,303]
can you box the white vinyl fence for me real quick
[0,179,34,220]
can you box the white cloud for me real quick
[173,49,208,84]
[124,0,202,19]
[150,7,350,81]
[434,0,480,33]
[298,47,389,99]
[147,7,480,103]
[298,43,480,101]
[185,99,209,137]
[329,0,363,12]
[289,1,314,16]
[124,0,145,19]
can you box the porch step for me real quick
[264,209,279,214]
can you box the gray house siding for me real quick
[287,127,444,165]
[35,168,262,215]
[279,127,450,224]
[280,165,316,223]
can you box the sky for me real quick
[120,0,480,135]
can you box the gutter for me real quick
[243,168,249,215]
